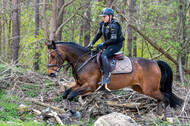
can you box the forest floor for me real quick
[0,64,190,126]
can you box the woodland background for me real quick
[0,0,190,125]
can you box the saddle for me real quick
[97,51,133,74]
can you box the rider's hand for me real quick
[96,43,104,51]
[87,43,93,49]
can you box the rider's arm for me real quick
[103,22,120,46]
[90,21,103,45]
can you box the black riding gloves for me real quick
[96,43,105,51]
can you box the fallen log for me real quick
[31,99,66,114]
[106,101,141,109]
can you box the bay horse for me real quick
[47,41,183,120]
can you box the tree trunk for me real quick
[12,0,20,64]
[84,1,91,46]
[56,0,64,41]
[49,0,58,41]
[35,0,40,38]
[106,0,113,7]
[176,0,188,81]
[41,0,49,39]
[1,0,5,55]
[133,35,137,57]
[79,19,84,45]
[33,0,40,71]
[127,0,136,57]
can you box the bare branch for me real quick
[31,99,66,114]
[57,0,75,22]
[77,13,92,22]
[55,5,83,37]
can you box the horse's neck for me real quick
[63,46,89,66]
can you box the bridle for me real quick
[47,45,68,73]
[47,45,97,74]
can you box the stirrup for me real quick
[98,76,110,85]
[95,83,111,92]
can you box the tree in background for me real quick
[127,0,136,57]
[84,1,91,46]
[176,0,189,83]
[106,0,113,7]
[33,0,40,71]
[12,0,20,65]
[41,0,81,42]
[57,0,65,41]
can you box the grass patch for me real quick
[0,90,19,121]
[0,64,6,73]
[0,89,45,125]
[53,95,63,102]
[21,84,40,97]
[0,120,45,126]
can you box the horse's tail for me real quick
[157,60,184,108]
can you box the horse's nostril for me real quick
[48,73,56,77]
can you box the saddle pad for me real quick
[111,57,132,74]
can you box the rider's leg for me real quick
[98,54,110,85]
[98,43,122,85]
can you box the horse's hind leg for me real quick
[153,91,173,121]
[157,100,163,117]
[161,92,172,121]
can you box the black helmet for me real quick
[100,8,114,17]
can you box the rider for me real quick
[88,8,124,85]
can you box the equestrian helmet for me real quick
[100,8,114,17]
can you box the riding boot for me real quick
[98,55,110,85]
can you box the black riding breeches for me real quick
[102,42,122,58]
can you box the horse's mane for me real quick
[56,42,90,52]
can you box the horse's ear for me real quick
[51,40,56,49]
[47,40,56,49]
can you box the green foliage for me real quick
[0,64,6,73]
[81,118,95,126]
[21,84,40,97]
[53,95,63,102]
[0,90,19,121]
[141,118,190,126]
[0,89,45,125]
[0,120,45,126]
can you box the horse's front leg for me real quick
[68,83,92,101]
[62,83,80,99]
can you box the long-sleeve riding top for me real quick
[91,19,124,47]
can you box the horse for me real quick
[47,41,183,120]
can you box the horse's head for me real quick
[47,41,66,77]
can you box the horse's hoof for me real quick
[157,115,164,120]
[62,95,67,99]
[68,97,73,101]
[166,117,174,124]
[73,111,81,118]
[66,110,72,117]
